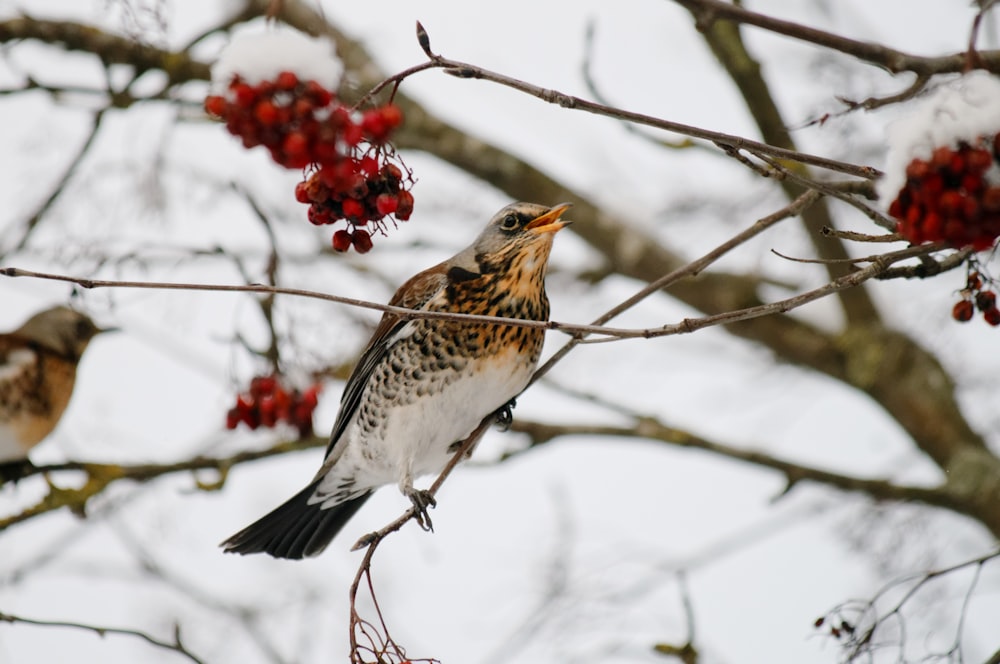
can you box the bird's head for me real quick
[15,306,115,360]
[469,202,572,273]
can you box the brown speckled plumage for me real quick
[222,202,572,559]
[0,307,107,462]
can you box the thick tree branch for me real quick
[0,17,210,84]
[507,418,975,518]
[673,0,1000,75]
[0,436,325,530]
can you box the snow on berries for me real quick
[205,26,414,253]
[881,72,1000,251]
[226,374,322,437]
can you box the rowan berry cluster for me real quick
[226,374,321,437]
[204,72,414,253]
[888,135,1000,250]
[952,270,1000,326]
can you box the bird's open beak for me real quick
[525,202,573,235]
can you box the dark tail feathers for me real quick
[221,483,371,559]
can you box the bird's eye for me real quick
[499,214,519,231]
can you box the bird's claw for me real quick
[406,488,437,532]
[494,397,517,432]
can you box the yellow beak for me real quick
[525,202,573,234]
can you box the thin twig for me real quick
[530,189,821,382]
[0,611,206,664]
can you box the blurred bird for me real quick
[0,306,111,467]
[223,201,572,559]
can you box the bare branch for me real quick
[507,418,971,515]
[0,611,207,664]
[672,0,1000,75]
[3,109,106,256]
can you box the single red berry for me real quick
[329,106,351,128]
[968,148,993,173]
[291,97,314,120]
[939,190,963,216]
[226,408,241,430]
[342,122,363,146]
[250,375,277,398]
[275,70,299,91]
[381,163,403,184]
[254,100,279,126]
[305,80,333,107]
[975,290,997,311]
[984,307,1000,326]
[301,385,320,409]
[351,229,374,253]
[922,172,944,197]
[361,109,389,142]
[244,412,260,430]
[283,132,309,157]
[948,151,967,176]
[375,193,398,216]
[395,190,414,220]
[906,159,930,180]
[236,395,253,413]
[983,187,1000,213]
[332,229,353,252]
[968,271,983,290]
[205,95,227,117]
[359,155,380,178]
[962,196,981,222]
[953,299,975,322]
[258,397,277,427]
[342,198,365,219]
[308,205,333,226]
[295,180,311,204]
[313,140,340,166]
[231,82,257,108]
[888,197,904,220]
[344,173,367,199]
[931,146,954,170]
[962,173,984,195]
[921,211,943,242]
[379,104,403,129]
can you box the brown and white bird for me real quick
[0,306,109,465]
[222,201,572,559]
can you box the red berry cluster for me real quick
[952,270,1000,326]
[295,154,414,254]
[889,135,1000,251]
[225,374,321,437]
[204,72,414,253]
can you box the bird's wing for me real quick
[321,263,450,460]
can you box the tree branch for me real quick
[507,418,973,517]
[0,611,207,664]
[673,0,1000,75]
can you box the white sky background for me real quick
[1,1,999,663]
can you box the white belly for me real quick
[315,348,534,506]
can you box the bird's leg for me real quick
[399,472,436,532]
[494,397,517,432]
